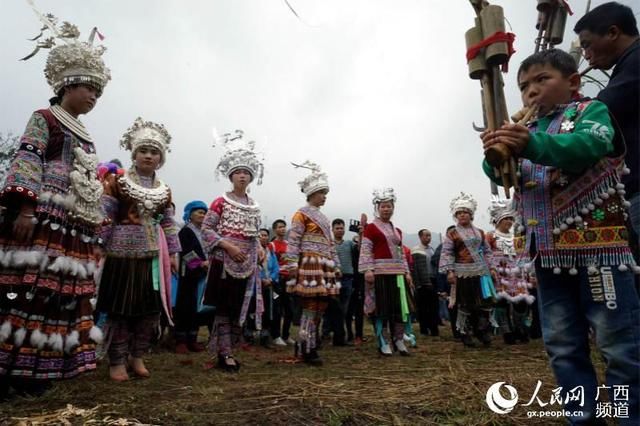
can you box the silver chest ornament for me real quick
[67,147,104,226]
[219,194,261,238]
[119,174,170,216]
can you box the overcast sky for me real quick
[1,0,638,241]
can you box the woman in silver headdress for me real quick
[97,118,180,381]
[0,11,110,397]
[201,134,263,372]
[485,197,535,344]
[285,162,341,365]
[359,188,414,356]
[439,193,497,348]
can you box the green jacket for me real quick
[482,100,614,181]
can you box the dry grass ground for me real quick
[0,326,608,426]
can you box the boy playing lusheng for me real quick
[482,49,639,424]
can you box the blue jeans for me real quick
[536,261,640,425]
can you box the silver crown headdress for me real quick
[291,161,329,196]
[21,0,111,95]
[372,188,396,205]
[120,118,172,168]
[450,192,478,217]
[488,195,515,225]
[213,129,264,185]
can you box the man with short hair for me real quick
[575,2,640,251]
[268,220,294,346]
[411,229,439,337]
[324,219,355,346]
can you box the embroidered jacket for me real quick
[1,109,102,231]
[359,218,409,275]
[284,205,340,269]
[439,224,492,278]
[201,194,260,279]
[483,99,635,271]
[486,230,533,302]
[100,169,180,258]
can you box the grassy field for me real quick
[0,326,606,425]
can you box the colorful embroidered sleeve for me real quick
[284,211,305,269]
[1,112,49,203]
[160,191,181,254]
[201,197,224,253]
[522,101,614,174]
[358,224,375,273]
[98,173,119,246]
[438,228,456,274]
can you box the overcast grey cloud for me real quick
[1,0,637,242]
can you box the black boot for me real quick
[479,330,492,347]
[303,349,323,366]
[0,378,10,402]
[10,378,51,397]
[503,332,517,345]
[461,334,477,348]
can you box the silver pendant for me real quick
[89,297,97,309]
[65,300,77,310]
[70,229,77,237]
[50,223,60,231]
[7,292,18,300]
[25,291,35,300]
[81,234,91,243]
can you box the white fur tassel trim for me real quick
[89,326,104,344]
[48,333,64,352]
[64,330,80,354]
[512,294,526,303]
[1,251,13,268]
[86,261,97,276]
[0,321,12,343]
[12,251,44,269]
[29,328,48,350]
[47,256,69,274]
[524,294,536,305]
[496,291,509,302]
[14,327,27,348]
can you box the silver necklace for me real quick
[49,105,93,142]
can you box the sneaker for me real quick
[285,337,296,345]
[394,339,410,356]
[273,337,287,346]
[379,342,392,356]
